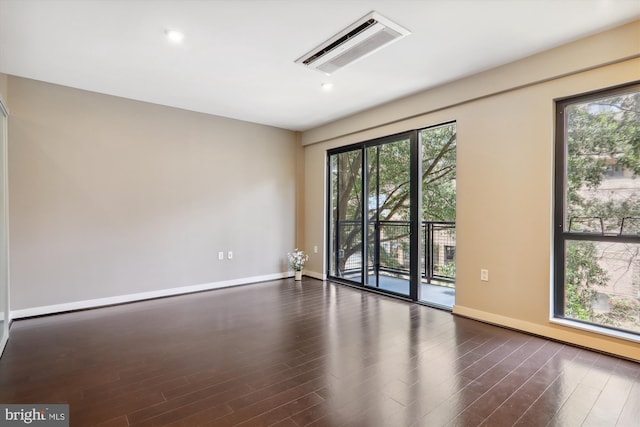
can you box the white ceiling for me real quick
[1,0,639,131]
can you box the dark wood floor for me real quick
[1,278,639,426]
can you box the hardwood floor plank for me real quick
[199,377,326,427]
[162,362,286,401]
[225,367,324,411]
[160,406,233,427]
[73,390,166,426]
[479,342,568,426]
[546,383,601,427]
[130,401,232,427]
[269,418,300,427]
[232,392,324,427]
[582,371,635,426]
[0,278,638,427]
[92,416,130,427]
[414,386,484,426]
[289,401,329,426]
[456,340,563,423]
[616,380,640,427]
[127,381,251,425]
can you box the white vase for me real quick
[294,270,302,281]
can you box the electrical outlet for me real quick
[227,251,233,259]
[218,252,224,261]
[480,269,489,282]
[314,245,318,253]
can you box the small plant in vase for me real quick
[287,249,308,281]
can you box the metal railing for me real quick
[335,220,456,284]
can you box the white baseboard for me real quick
[0,328,8,358]
[11,272,291,319]
[303,270,326,280]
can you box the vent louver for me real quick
[295,11,411,75]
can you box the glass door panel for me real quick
[329,149,363,283]
[366,146,379,288]
[365,139,411,296]
[418,123,457,308]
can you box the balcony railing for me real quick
[335,220,456,285]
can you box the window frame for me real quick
[326,131,419,299]
[553,81,640,337]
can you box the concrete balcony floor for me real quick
[346,273,455,309]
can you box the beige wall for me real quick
[303,20,640,146]
[295,133,306,249]
[7,76,298,311]
[302,21,640,360]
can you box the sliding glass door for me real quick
[365,137,412,296]
[328,125,456,308]
[328,131,419,299]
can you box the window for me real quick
[605,163,625,178]
[444,245,455,263]
[554,83,640,336]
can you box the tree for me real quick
[331,124,457,274]
[566,92,640,226]
[564,90,640,328]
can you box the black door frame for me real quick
[326,130,421,300]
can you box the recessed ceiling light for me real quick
[164,29,184,43]
[321,82,334,91]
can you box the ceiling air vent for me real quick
[295,11,411,75]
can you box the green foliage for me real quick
[338,124,457,223]
[421,124,457,221]
[335,150,363,222]
[564,242,607,320]
[594,297,640,328]
[332,124,457,271]
[439,262,456,278]
[368,139,412,220]
[564,90,640,328]
[566,93,640,225]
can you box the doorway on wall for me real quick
[327,123,456,309]
[364,135,413,297]
[418,123,457,308]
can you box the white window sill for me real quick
[550,317,640,344]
